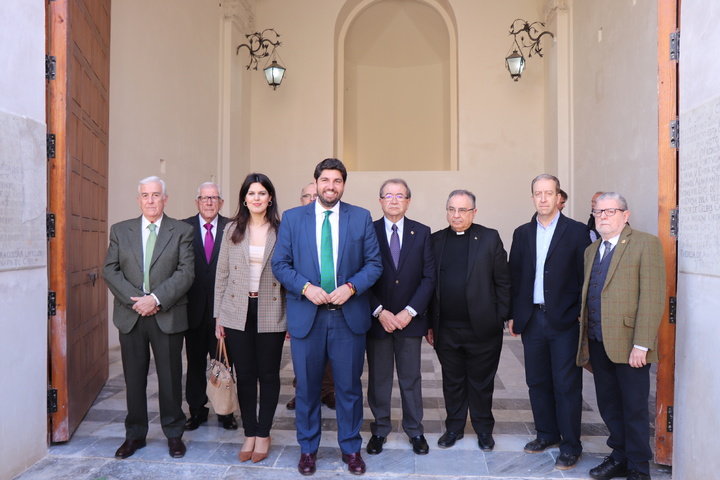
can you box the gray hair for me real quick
[138,176,167,196]
[531,174,560,193]
[197,182,222,198]
[596,192,628,210]
[446,189,476,209]
[379,178,411,199]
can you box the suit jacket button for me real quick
[273,297,277,301]
[231,294,235,298]
[234,266,237,270]
[273,282,277,287]
[232,280,236,284]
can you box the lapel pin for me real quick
[474,237,478,240]
[411,230,415,235]
[621,240,626,244]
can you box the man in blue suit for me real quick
[366,179,436,456]
[508,174,590,470]
[272,158,382,476]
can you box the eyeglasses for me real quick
[301,194,318,200]
[446,207,474,215]
[197,196,221,203]
[591,208,625,217]
[381,194,407,201]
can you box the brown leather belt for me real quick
[249,292,259,298]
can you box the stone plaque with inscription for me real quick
[0,114,46,271]
[679,95,720,276]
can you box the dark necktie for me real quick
[390,224,400,268]
[601,240,612,262]
[320,211,334,293]
[204,223,214,263]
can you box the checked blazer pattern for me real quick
[214,222,286,333]
[577,225,666,365]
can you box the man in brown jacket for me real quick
[577,192,666,480]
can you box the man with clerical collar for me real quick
[427,189,511,453]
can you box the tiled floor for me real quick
[14,333,672,480]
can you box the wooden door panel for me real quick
[47,0,110,442]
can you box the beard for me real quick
[317,189,341,208]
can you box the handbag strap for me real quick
[216,336,232,369]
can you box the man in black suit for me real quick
[508,174,590,470]
[182,182,237,431]
[427,189,511,452]
[103,176,194,459]
[366,179,436,456]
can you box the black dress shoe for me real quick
[555,452,581,470]
[437,430,464,448]
[366,435,386,455]
[168,437,186,458]
[627,470,651,480]
[477,433,495,452]
[409,435,429,455]
[589,456,629,479]
[115,439,146,459]
[287,396,296,410]
[524,438,560,453]
[298,452,317,476]
[218,414,238,430]
[342,452,367,475]
[184,413,208,431]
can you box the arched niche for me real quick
[335,0,458,171]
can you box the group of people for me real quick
[102,159,666,480]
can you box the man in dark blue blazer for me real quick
[181,182,237,431]
[272,158,382,476]
[508,174,590,471]
[366,179,436,457]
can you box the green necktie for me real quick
[320,210,335,293]
[144,223,157,292]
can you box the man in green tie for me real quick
[103,176,195,460]
[273,159,383,475]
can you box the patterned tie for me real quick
[144,223,157,292]
[204,223,214,263]
[390,224,400,269]
[601,240,612,262]
[320,210,335,293]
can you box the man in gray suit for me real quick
[103,176,195,459]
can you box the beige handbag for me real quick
[206,336,239,415]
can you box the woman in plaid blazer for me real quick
[214,173,287,464]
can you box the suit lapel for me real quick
[397,218,416,273]
[604,226,632,287]
[546,214,568,259]
[305,204,320,276]
[526,221,537,268]
[337,202,349,268]
[150,218,173,267]
[466,224,480,282]
[130,216,144,270]
[211,215,227,264]
[375,220,394,270]
[191,215,205,263]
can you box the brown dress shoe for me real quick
[322,392,336,409]
[115,439,146,459]
[298,452,317,476]
[168,437,186,458]
[342,452,366,475]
